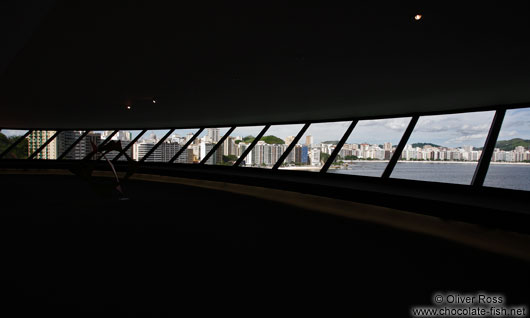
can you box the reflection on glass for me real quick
[390,111,495,184]
[0,129,29,159]
[484,108,530,191]
[278,121,352,172]
[85,130,114,160]
[328,117,411,177]
[203,126,266,166]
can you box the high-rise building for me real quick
[305,135,313,146]
[56,130,85,160]
[285,136,295,145]
[515,146,525,153]
[99,130,132,161]
[27,130,57,159]
[118,131,132,141]
[200,142,222,164]
[384,142,392,151]
[285,145,296,164]
[294,145,309,164]
[178,148,194,164]
[206,128,220,143]
[223,136,237,156]
[56,131,111,160]
[162,141,181,162]
[134,140,163,162]
[310,148,321,166]
[252,142,265,166]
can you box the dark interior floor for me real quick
[0,173,528,316]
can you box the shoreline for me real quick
[335,160,530,165]
[279,161,530,171]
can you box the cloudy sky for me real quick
[2,109,529,148]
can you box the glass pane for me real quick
[204,126,266,166]
[27,130,59,160]
[328,117,411,177]
[86,131,107,160]
[56,130,88,160]
[196,127,231,165]
[0,129,29,159]
[278,121,352,172]
[107,130,139,161]
[162,129,202,164]
[171,129,207,164]
[133,129,199,162]
[391,111,495,184]
[484,108,530,191]
[243,124,305,169]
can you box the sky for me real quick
[2,108,530,148]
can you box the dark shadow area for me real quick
[0,173,528,316]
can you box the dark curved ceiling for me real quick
[1,1,530,129]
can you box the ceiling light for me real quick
[414,14,422,21]
[126,105,131,110]
[152,99,157,104]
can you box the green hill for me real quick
[261,135,285,144]
[234,135,285,145]
[0,132,28,159]
[322,140,339,145]
[494,138,530,151]
[411,142,442,148]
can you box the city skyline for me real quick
[2,108,530,148]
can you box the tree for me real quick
[0,132,28,159]
[222,155,238,164]
[260,135,285,144]
[320,152,330,163]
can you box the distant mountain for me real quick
[322,140,339,145]
[261,135,285,144]
[494,138,530,151]
[235,135,285,144]
[411,142,442,148]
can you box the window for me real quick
[202,126,266,166]
[134,129,197,162]
[196,127,231,165]
[0,129,29,159]
[26,130,59,160]
[390,111,495,184]
[484,108,530,191]
[328,117,411,177]
[164,129,203,164]
[278,121,352,172]
[242,124,305,169]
